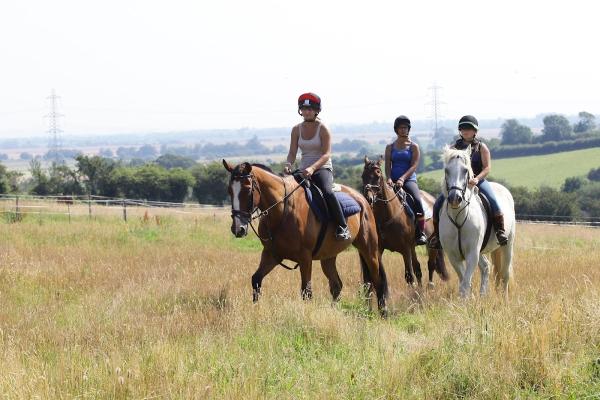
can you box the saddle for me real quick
[292,172,361,222]
[398,188,434,221]
[292,171,361,256]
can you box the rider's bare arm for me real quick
[384,144,393,184]
[476,143,491,181]
[286,127,299,170]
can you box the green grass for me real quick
[421,147,600,188]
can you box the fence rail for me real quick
[0,194,227,222]
[0,194,598,227]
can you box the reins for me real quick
[444,171,473,260]
[232,171,306,271]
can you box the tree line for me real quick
[0,152,597,222]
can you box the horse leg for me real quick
[252,249,281,302]
[411,246,423,286]
[299,255,313,300]
[320,257,343,301]
[478,254,491,296]
[427,248,436,287]
[495,243,513,300]
[459,252,480,298]
[400,245,416,287]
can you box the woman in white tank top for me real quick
[284,93,351,241]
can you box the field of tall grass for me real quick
[0,210,599,399]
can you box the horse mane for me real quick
[441,145,474,195]
[251,163,273,173]
[442,146,474,178]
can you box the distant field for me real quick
[421,147,600,188]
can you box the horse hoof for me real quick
[252,290,260,303]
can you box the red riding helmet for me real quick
[297,92,321,112]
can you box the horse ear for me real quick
[377,154,384,165]
[222,159,233,172]
[364,155,370,165]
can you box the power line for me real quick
[45,89,64,164]
[426,83,445,138]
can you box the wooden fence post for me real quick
[122,200,127,222]
[88,194,92,219]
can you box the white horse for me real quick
[439,146,516,298]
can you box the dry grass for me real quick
[0,213,599,399]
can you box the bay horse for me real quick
[440,146,516,298]
[362,157,449,287]
[222,160,389,315]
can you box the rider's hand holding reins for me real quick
[468,177,480,187]
[395,178,405,187]
[302,166,315,178]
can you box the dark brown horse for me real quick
[223,160,389,315]
[362,157,448,286]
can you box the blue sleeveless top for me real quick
[390,143,417,182]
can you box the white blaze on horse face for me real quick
[232,181,241,211]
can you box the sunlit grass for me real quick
[0,213,599,398]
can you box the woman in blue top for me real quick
[384,115,427,245]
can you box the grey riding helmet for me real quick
[458,115,479,130]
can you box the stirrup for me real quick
[496,232,508,246]
[415,232,427,246]
[336,226,351,241]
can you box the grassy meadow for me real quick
[0,209,599,399]
[421,147,600,188]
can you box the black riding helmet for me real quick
[298,92,321,115]
[393,115,411,132]
[458,115,479,131]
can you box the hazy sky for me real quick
[1,0,598,137]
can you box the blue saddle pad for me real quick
[303,186,361,222]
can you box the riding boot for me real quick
[428,217,442,249]
[493,213,509,246]
[415,217,427,246]
[325,193,351,241]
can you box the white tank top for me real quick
[297,122,333,170]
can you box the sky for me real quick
[0,0,598,137]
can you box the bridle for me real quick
[362,164,406,206]
[444,164,475,260]
[229,170,305,270]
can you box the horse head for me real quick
[223,159,261,237]
[442,146,474,209]
[362,155,385,205]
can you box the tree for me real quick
[500,119,533,145]
[136,144,158,159]
[155,154,197,170]
[588,167,600,182]
[562,176,585,193]
[191,162,230,205]
[573,111,596,134]
[0,163,12,193]
[541,114,572,142]
[76,155,118,196]
[29,159,50,195]
[20,152,33,160]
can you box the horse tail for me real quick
[360,254,389,299]
[435,249,450,281]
